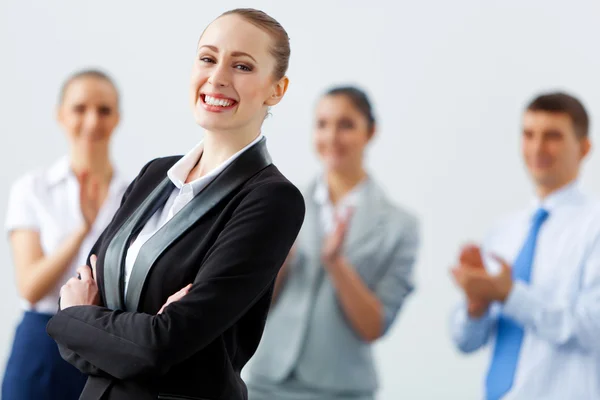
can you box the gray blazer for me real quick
[246,178,420,393]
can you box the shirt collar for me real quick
[313,175,368,208]
[167,134,264,195]
[531,180,583,213]
[46,156,71,186]
[46,156,127,190]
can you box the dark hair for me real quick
[325,86,376,130]
[526,92,589,138]
[218,8,290,80]
[59,69,120,107]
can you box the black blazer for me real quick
[46,139,305,400]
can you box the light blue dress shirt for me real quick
[451,182,600,399]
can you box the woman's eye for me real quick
[200,57,215,64]
[235,64,252,72]
[339,120,355,129]
[98,106,112,116]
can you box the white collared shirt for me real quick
[122,134,264,296]
[451,181,600,399]
[5,157,130,315]
[313,176,367,235]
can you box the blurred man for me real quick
[451,92,600,399]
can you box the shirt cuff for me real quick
[455,303,494,330]
[383,308,395,334]
[502,281,540,326]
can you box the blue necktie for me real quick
[485,208,549,400]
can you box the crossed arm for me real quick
[47,182,305,379]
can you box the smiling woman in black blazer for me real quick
[45,8,305,400]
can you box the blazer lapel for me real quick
[297,181,324,283]
[103,178,174,310]
[343,179,385,259]
[124,137,272,311]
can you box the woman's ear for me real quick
[367,124,377,141]
[265,76,289,106]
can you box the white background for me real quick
[1,1,600,399]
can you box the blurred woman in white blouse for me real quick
[2,69,129,400]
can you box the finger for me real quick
[460,244,484,268]
[334,207,352,227]
[459,243,477,260]
[80,171,89,189]
[333,214,351,243]
[90,176,100,201]
[343,206,355,226]
[90,255,97,281]
[79,170,88,184]
[490,253,512,274]
[170,292,186,302]
[463,246,479,263]
[324,225,344,253]
[165,295,177,304]
[164,294,182,308]
[342,206,355,222]
[333,212,345,231]
[79,172,88,200]
[334,222,347,243]
[167,285,191,302]
[459,267,488,279]
[174,284,193,298]
[66,277,80,286]
[181,283,193,294]
[458,262,483,271]
[85,176,94,204]
[453,267,485,289]
[77,265,93,281]
[450,267,463,284]
[490,253,509,266]
[450,268,459,282]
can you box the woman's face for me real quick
[190,14,288,134]
[58,77,119,152]
[314,95,374,173]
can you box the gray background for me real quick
[1,1,600,398]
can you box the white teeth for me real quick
[204,95,233,107]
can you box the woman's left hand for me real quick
[322,208,354,268]
[60,255,100,309]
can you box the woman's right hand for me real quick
[158,284,193,314]
[79,172,101,230]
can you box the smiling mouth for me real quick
[200,94,238,110]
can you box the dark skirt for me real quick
[2,311,88,400]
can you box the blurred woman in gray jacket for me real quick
[246,86,420,400]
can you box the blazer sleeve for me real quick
[376,215,420,333]
[47,181,305,380]
[52,159,155,377]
